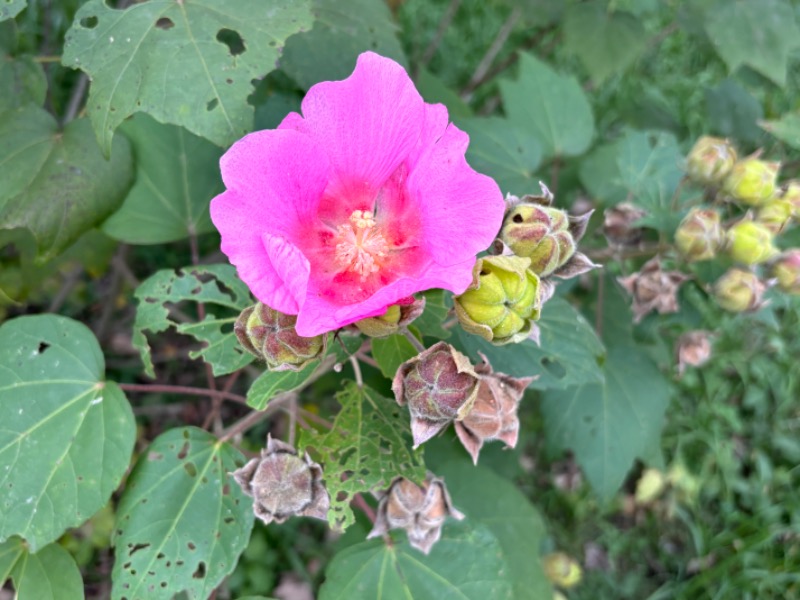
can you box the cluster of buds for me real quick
[235,302,326,371]
[353,296,425,338]
[232,436,330,525]
[618,258,689,323]
[674,208,724,262]
[368,474,464,554]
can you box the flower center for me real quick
[334,210,389,280]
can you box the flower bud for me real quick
[368,474,465,554]
[618,258,689,323]
[392,342,480,447]
[723,158,780,206]
[713,268,766,312]
[501,204,576,276]
[454,256,541,345]
[602,203,647,247]
[781,180,800,218]
[454,358,535,464]
[354,296,425,338]
[772,250,800,294]
[685,136,737,185]
[235,302,326,371]
[543,552,583,589]
[725,220,778,265]
[676,330,713,375]
[756,198,793,234]
[635,468,666,505]
[674,208,724,262]
[232,435,330,525]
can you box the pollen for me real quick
[334,210,389,279]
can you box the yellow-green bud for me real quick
[725,220,778,265]
[454,255,541,345]
[674,208,723,262]
[354,296,425,337]
[234,302,326,371]
[635,468,666,504]
[713,268,766,313]
[685,136,737,185]
[723,158,780,206]
[772,250,800,294]
[781,180,800,219]
[501,204,576,277]
[543,552,583,589]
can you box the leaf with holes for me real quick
[111,427,254,600]
[371,334,417,379]
[102,113,223,244]
[704,0,800,87]
[452,296,605,391]
[0,315,135,551]
[563,1,648,84]
[299,382,425,531]
[319,522,512,599]
[247,360,321,411]
[0,55,46,111]
[0,537,84,599]
[0,106,133,262]
[0,0,26,22]
[460,116,543,196]
[61,0,313,154]
[280,0,406,89]
[499,53,594,159]
[133,264,254,378]
[760,111,800,150]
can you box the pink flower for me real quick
[211,52,504,337]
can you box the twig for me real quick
[355,351,379,370]
[349,355,364,388]
[417,0,463,74]
[401,327,426,353]
[218,407,275,443]
[33,55,61,63]
[63,73,89,125]
[95,244,129,342]
[462,5,523,101]
[119,383,247,404]
[353,493,376,523]
[288,396,297,446]
[586,242,668,262]
[48,265,83,313]
[595,273,605,339]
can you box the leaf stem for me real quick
[349,355,364,388]
[401,327,426,354]
[353,493,376,524]
[33,55,61,63]
[118,383,247,404]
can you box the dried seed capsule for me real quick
[713,268,767,312]
[618,258,689,323]
[602,203,647,247]
[232,435,330,525]
[367,474,465,554]
[674,208,723,262]
[725,220,778,266]
[723,158,780,206]
[676,330,713,375]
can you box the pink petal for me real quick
[406,102,449,173]
[407,123,505,267]
[263,233,310,314]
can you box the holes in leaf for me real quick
[223,517,234,524]
[216,28,245,55]
[80,16,98,28]
[128,542,150,556]
[192,562,206,579]
[184,462,197,477]
[37,341,50,354]
[207,98,219,112]
[187,542,196,550]
[155,17,174,30]
[177,440,190,459]
[222,484,230,496]
[540,357,566,379]
[336,491,348,502]
[147,451,163,461]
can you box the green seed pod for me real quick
[713,268,766,312]
[354,296,425,338]
[685,136,737,185]
[454,255,541,345]
[725,220,778,265]
[501,204,576,276]
[674,207,724,262]
[234,302,326,371]
[723,158,780,206]
[772,250,800,294]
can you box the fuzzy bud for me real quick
[618,258,689,323]
[676,330,713,375]
[232,435,330,525]
[713,268,767,313]
[392,342,480,448]
[602,203,647,247]
[723,158,780,206]
[685,136,737,185]
[368,475,465,554]
[635,469,667,505]
[674,208,724,262]
[454,358,535,464]
[454,256,541,345]
[781,180,800,218]
[725,220,778,266]
[543,552,583,589]
[501,204,577,276]
[756,199,794,234]
[235,302,326,371]
[354,296,425,338]
[772,250,800,294]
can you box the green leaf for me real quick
[705,79,764,144]
[62,0,313,153]
[452,296,605,391]
[499,53,594,159]
[415,68,472,119]
[112,427,254,600]
[280,0,406,90]
[132,264,254,378]
[579,129,684,232]
[0,537,84,599]
[0,55,46,111]
[0,0,26,22]
[704,0,800,87]
[563,1,648,84]
[540,340,671,501]
[0,106,133,262]
[0,315,135,551]
[433,460,552,600]
[414,289,451,340]
[371,334,417,379]
[461,116,543,196]
[299,382,425,531]
[760,111,800,149]
[102,113,223,244]
[319,522,513,599]
[247,360,320,411]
